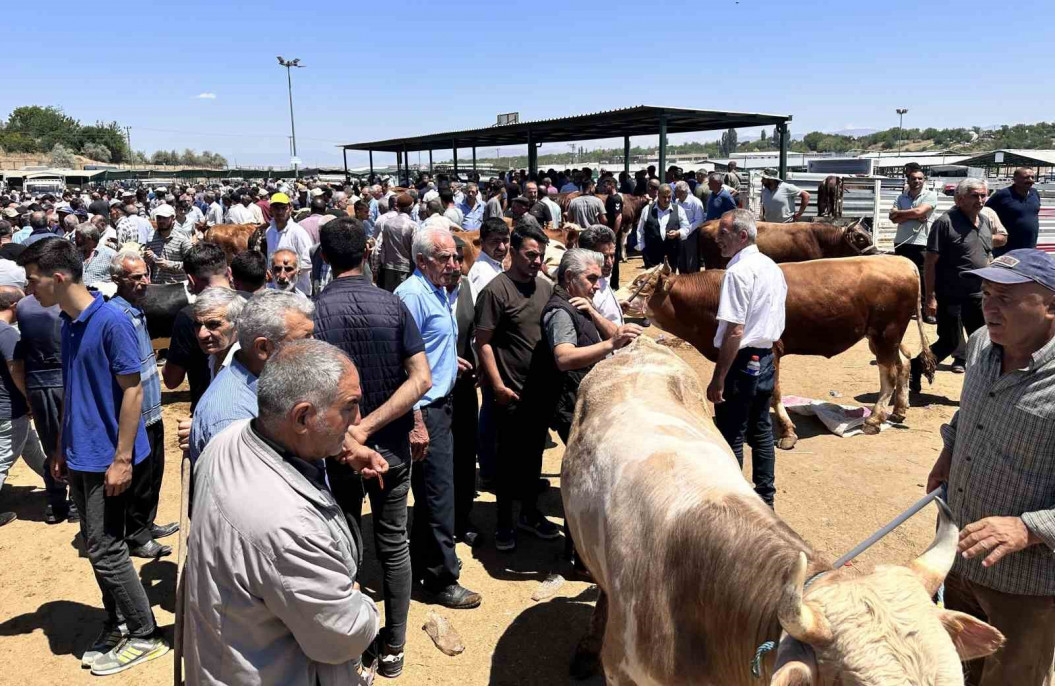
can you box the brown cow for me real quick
[816,175,844,218]
[698,218,876,269]
[203,224,266,263]
[623,256,936,448]
[563,336,1003,685]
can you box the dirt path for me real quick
[0,257,963,685]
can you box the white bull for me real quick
[561,336,1004,685]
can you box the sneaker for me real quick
[81,623,128,669]
[363,635,405,678]
[0,512,16,527]
[424,583,482,610]
[517,513,561,540]
[495,527,516,552]
[90,633,170,676]
[67,503,80,523]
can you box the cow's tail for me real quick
[912,289,936,384]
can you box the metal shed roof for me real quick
[341,105,792,152]
[952,149,1055,168]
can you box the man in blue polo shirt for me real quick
[109,249,179,559]
[987,168,1042,255]
[705,172,738,221]
[395,227,481,612]
[18,238,168,676]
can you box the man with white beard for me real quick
[268,249,309,300]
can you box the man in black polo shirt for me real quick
[313,217,437,677]
[600,177,624,289]
[475,223,562,553]
[911,179,1007,392]
[987,168,1041,255]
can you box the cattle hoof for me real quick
[777,436,798,450]
[861,422,881,436]
[888,412,906,424]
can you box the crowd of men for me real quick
[0,160,1050,685]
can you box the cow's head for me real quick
[772,502,1004,686]
[843,218,877,256]
[621,263,672,318]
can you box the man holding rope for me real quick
[927,248,1055,686]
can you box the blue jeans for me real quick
[713,349,777,506]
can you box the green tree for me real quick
[48,143,76,167]
[82,142,111,162]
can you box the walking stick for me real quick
[173,453,191,686]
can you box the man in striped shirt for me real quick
[927,249,1055,686]
[143,205,190,284]
[109,250,179,559]
[74,222,116,288]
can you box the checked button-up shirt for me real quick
[944,327,1055,596]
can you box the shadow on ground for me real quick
[489,585,602,686]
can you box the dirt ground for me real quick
[0,257,965,686]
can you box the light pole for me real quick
[896,108,908,155]
[277,56,304,179]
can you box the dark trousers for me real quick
[377,267,409,293]
[895,243,927,308]
[127,420,164,547]
[451,375,478,537]
[713,349,777,505]
[28,387,67,509]
[666,232,700,274]
[477,386,497,482]
[611,233,622,290]
[329,458,412,649]
[945,572,1055,686]
[411,397,460,591]
[67,469,156,637]
[495,399,544,530]
[929,295,985,366]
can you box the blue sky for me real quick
[5,0,1053,168]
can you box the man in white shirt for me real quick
[264,193,313,294]
[636,184,690,269]
[577,224,623,325]
[673,180,705,273]
[204,192,224,226]
[226,191,258,225]
[706,208,787,507]
[467,217,508,304]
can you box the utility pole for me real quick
[896,108,909,155]
[125,126,134,170]
[277,56,304,179]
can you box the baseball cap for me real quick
[270,192,291,205]
[109,199,123,208]
[967,249,1055,292]
[310,187,324,197]
[154,204,176,218]
[2,208,18,219]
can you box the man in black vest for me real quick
[313,217,435,677]
[636,183,689,269]
[534,249,642,444]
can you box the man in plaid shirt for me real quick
[927,248,1055,686]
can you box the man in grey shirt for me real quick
[889,163,938,317]
[483,181,505,221]
[567,178,606,228]
[760,169,809,223]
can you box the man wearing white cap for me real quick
[143,205,191,284]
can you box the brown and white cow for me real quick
[562,336,1004,685]
[623,256,936,448]
[698,219,875,269]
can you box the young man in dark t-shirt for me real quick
[474,223,560,553]
[911,179,1008,391]
[162,243,232,411]
[601,177,624,289]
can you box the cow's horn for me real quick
[778,552,833,646]
[907,498,958,596]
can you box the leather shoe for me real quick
[424,583,482,609]
[150,522,179,539]
[129,540,172,559]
